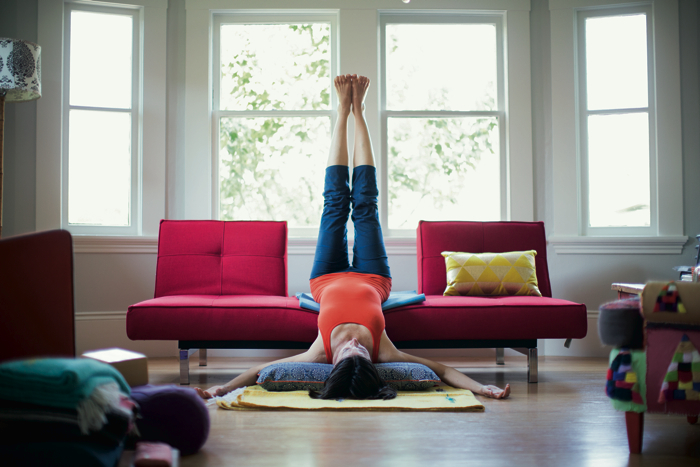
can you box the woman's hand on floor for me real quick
[195,385,228,399]
[479,384,510,399]
[193,347,326,400]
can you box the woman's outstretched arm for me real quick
[195,333,327,399]
[376,332,510,399]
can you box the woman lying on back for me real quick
[196,75,510,401]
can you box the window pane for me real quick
[70,11,133,109]
[388,117,500,229]
[585,14,648,111]
[68,110,131,226]
[588,113,650,227]
[219,117,331,227]
[220,23,331,111]
[386,24,497,111]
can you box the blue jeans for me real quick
[310,165,391,280]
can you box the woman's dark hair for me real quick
[309,355,397,400]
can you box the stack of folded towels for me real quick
[0,357,136,467]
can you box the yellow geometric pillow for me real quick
[441,250,542,297]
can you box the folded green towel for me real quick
[0,358,130,409]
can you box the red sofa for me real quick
[387,221,588,382]
[1,230,76,362]
[127,220,587,384]
[126,220,317,384]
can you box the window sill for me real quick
[72,236,159,254]
[288,237,416,255]
[73,235,689,256]
[548,235,688,255]
[72,236,418,255]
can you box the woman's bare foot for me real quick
[195,385,232,400]
[352,75,370,114]
[334,74,352,117]
[479,383,510,399]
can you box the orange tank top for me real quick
[310,272,392,363]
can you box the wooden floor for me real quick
[143,356,700,467]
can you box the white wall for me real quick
[1,0,37,237]
[2,0,698,359]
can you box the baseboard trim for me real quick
[75,311,127,321]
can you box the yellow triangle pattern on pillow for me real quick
[441,250,542,297]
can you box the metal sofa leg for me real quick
[528,348,538,383]
[496,347,505,365]
[179,349,190,385]
[199,349,207,366]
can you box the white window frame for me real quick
[62,2,142,236]
[211,11,339,238]
[549,0,686,254]
[577,5,656,236]
[36,0,166,239]
[183,0,533,243]
[379,12,507,236]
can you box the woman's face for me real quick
[333,337,371,365]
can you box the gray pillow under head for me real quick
[256,362,441,392]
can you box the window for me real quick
[381,14,505,233]
[549,0,685,254]
[184,3,533,240]
[213,13,337,234]
[577,7,655,234]
[63,3,141,235]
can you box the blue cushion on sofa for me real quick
[256,362,440,391]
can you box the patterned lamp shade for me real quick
[0,38,41,102]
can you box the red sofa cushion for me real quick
[155,220,288,298]
[417,221,552,297]
[384,295,587,342]
[127,295,318,342]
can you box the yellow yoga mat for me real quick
[216,385,484,412]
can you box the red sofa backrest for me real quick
[155,220,288,298]
[0,229,76,361]
[416,221,552,298]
